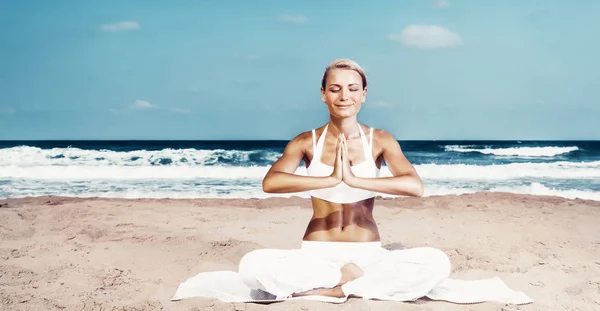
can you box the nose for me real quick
[340,88,349,101]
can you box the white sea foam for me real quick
[2,181,599,201]
[2,161,599,180]
[445,145,578,157]
[412,161,600,180]
[0,146,279,167]
[1,145,599,201]
[0,165,270,180]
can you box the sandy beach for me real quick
[1,192,599,311]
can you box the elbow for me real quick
[262,171,287,193]
[262,177,277,193]
[413,183,424,197]
[410,173,425,197]
[400,177,424,197]
[262,178,272,193]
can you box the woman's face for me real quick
[321,69,367,118]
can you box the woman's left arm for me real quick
[344,130,424,197]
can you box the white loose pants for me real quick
[238,241,451,301]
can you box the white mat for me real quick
[171,271,534,305]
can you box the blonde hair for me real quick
[321,59,367,90]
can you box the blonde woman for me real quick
[239,59,450,300]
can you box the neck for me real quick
[328,116,360,139]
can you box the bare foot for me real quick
[289,263,363,298]
[337,263,364,286]
[291,286,345,298]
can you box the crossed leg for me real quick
[291,263,364,298]
[238,245,451,301]
[340,247,451,301]
[238,248,361,299]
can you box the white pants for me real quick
[238,241,451,301]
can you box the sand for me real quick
[1,192,599,311]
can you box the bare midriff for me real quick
[302,197,380,242]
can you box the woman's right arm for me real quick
[262,133,341,193]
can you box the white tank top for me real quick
[306,124,380,203]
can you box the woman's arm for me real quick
[344,130,424,197]
[262,133,340,193]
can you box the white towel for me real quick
[170,271,534,305]
[172,242,534,305]
[171,271,347,303]
[426,277,534,305]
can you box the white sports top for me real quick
[306,124,380,204]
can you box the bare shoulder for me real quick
[369,127,419,178]
[287,130,313,152]
[264,130,313,175]
[369,127,403,153]
[372,128,396,143]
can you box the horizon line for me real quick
[1,139,599,142]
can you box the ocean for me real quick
[1,140,599,201]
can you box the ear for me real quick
[362,87,368,103]
[320,87,326,103]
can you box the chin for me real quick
[340,107,359,114]
[327,106,359,117]
[333,111,357,118]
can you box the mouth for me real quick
[335,104,354,108]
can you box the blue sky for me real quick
[1,0,599,140]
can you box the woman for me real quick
[237,59,452,301]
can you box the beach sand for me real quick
[1,192,599,311]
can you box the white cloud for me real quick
[434,0,449,8]
[100,21,140,32]
[131,100,157,110]
[276,14,309,24]
[388,25,462,49]
[0,107,16,114]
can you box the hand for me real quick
[330,134,343,184]
[341,135,356,186]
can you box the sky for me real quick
[0,0,599,140]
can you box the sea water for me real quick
[1,140,599,201]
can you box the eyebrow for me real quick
[328,83,360,87]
